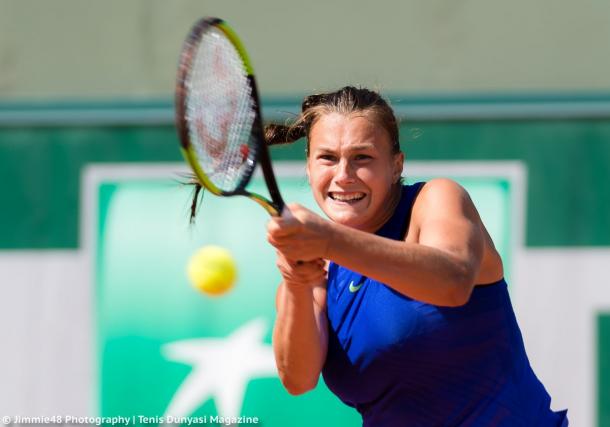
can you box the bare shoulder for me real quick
[421,177,469,196]
[420,177,466,194]
[412,178,478,223]
[412,178,504,283]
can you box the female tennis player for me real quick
[266,86,568,426]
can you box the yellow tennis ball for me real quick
[187,246,237,296]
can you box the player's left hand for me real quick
[267,203,332,262]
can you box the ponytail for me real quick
[264,123,306,146]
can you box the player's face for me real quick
[306,113,403,232]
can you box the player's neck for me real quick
[362,183,402,234]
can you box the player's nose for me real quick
[334,158,356,184]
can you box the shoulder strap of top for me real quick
[376,182,426,241]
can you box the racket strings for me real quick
[186,27,257,192]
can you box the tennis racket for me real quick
[175,17,285,216]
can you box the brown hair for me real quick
[265,86,401,156]
[188,86,401,222]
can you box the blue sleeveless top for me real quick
[322,183,568,426]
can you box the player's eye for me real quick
[318,154,337,162]
[354,154,372,161]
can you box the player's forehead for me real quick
[309,112,392,153]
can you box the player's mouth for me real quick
[328,191,366,203]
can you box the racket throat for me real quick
[248,192,281,216]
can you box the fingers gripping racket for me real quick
[175,17,285,216]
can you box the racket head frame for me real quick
[175,17,285,216]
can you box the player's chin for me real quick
[332,215,368,230]
[324,201,368,228]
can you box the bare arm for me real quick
[269,179,486,307]
[327,179,484,306]
[272,255,328,395]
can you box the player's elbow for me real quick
[279,374,319,395]
[446,267,476,307]
[285,383,317,396]
[447,286,472,307]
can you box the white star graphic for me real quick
[161,317,277,420]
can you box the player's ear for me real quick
[305,159,311,184]
[393,151,404,183]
